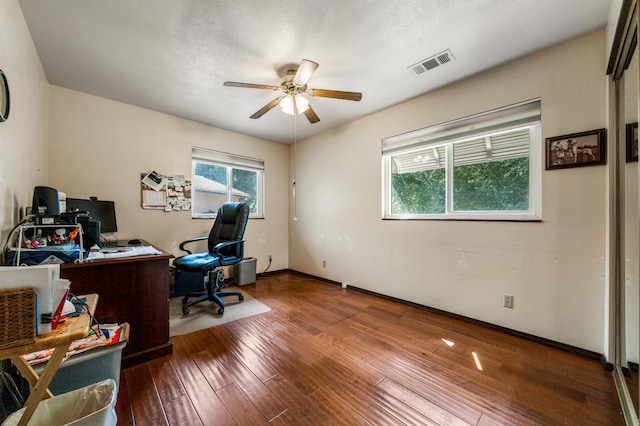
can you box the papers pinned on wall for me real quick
[141,170,165,191]
[141,171,191,212]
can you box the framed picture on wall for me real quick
[545,128,607,170]
[626,122,638,162]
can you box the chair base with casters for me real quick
[181,269,244,315]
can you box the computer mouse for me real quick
[128,239,141,245]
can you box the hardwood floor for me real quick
[115,272,625,425]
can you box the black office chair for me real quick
[173,202,249,315]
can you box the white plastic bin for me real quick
[33,341,126,395]
[2,379,117,426]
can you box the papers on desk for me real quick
[86,245,162,260]
[0,264,70,336]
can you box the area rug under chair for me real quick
[169,291,271,337]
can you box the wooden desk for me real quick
[60,241,173,369]
[0,294,97,426]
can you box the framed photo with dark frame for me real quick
[545,128,606,170]
[626,122,638,162]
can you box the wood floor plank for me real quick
[116,272,627,425]
[129,386,168,425]
[306,387,372,426]
[216,383,269,425]
[192,349,235,391]
[238,317,379,394]
[263,373,334,424]
[319,380,409,425]
[163,394,203,426]
[169,335,236,426]
[268,408,311,426]
[220,322,321,397]
[203,325,278,382]
[377,377,476,426]
[327,373,436,425]
[213,349,288,421]
[124,362,156,395]
[115,371,134,426]
[257,312,387,386]
[147,355,187,404]
[169,334,209,382]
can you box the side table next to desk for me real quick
[60,240,173,369]
[0,294,98,426]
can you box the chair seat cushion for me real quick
[173,252,240,272]
[173,253,223,272]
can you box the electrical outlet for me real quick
[342,282,348,289]
[503,294,514,309]
[322,259,327,268]
[268,255,272,262]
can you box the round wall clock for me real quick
[0,70,9,122]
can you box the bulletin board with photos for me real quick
[141,170,192,211]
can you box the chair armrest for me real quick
[178,236,208,254]
[212,240,245,265]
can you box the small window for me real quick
[192,147,264,219]
[382,100,542,220]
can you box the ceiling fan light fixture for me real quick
[225,59,360,123]
[295,95,309,113]
[280,94,309,115]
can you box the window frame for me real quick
[382,100,542,221]
[191,147,265,219]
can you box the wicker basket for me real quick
[0,287,37,349]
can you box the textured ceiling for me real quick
[18,0,612,144]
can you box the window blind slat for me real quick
[192,147,264,171]
[453,129,529,167]
[394,128,530,172]
[382,99,540,156]
[393,145,446,173]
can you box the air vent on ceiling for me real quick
[409,49,455,75]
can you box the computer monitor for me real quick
[66,198,118,233]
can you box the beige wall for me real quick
[289,30,609,353]
[0,0,49,246]
[47,87,289,273]
[0,0,618,355]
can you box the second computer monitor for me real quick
[66,198,118,234]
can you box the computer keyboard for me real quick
[101,239,120,247]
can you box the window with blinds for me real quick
[382,99,542,220]
[191,147,264,219]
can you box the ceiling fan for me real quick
[223,59,362,123]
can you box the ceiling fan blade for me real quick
[250,96,285,119]
[303,105,320,123]
[224,81,279,90]
[308,89,362,101]
[293,59,319,86]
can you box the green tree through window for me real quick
[392,168,445,214]
[453,157,529,211]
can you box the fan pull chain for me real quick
[292,102,298,221]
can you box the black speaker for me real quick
[32,186,60,216]
[78,217,101,249]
